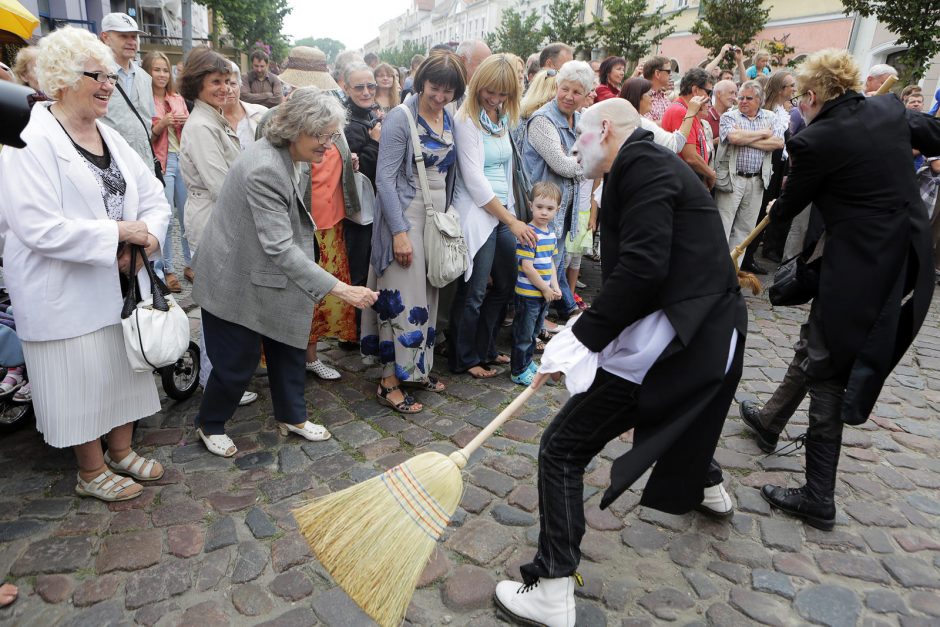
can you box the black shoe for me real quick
[338,341,360,351]
[740,260,769,274]
[739,401,779,453]
[760,485,835,530]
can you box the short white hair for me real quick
[557,60,594,93]
[36,26,116,100]
[265,87,347,147]
[739,79,765,106]
[868,63,897,78]
[230,60,241,83]
[344,63,373,85]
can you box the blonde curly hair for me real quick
[794,49,862,104]
[36,26,116,100]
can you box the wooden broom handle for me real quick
[731,215,771,262]
[875,75,898,96]
[451,386,537,466]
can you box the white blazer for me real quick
[0,103,170,342]
[451,113,515,281]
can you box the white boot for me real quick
[494,576,576,627]
[697,483,734,518]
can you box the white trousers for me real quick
[716,175,764,267]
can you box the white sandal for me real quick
[75,470,142,502]
[104,449,164,481]
[306,360,341,380]
[278,421,331,442]
[196,427,237,457]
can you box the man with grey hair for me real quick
[539,42,573,71]
[494,98,745,627]
[715,80,785,272]
[455,39,491,81]
[864,63,897,95]
[706,79,738,152]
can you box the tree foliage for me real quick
[542,0,594,57]
[690,0,770,63]
[485,4,544,58]
[377,40,428,69]
[842,0,940,83]
[293,37,346,64]
[593,0,677,70]
[201,0,292,59]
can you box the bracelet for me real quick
[683,115,695,120]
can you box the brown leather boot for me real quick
[164,272,182,293]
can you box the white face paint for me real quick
[573,115,608,179]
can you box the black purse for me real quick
[768,254,820,307]
[114,81,165,187]
[510,134,532,223]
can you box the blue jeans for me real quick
[449,223,516,372]
[511,294,548,376]
[552,245,577,318]
[156,151,191,276]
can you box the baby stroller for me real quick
[0,303,32,433]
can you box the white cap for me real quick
[101,13,144,34]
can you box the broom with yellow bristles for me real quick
[293,385,537,627]
[733,214,771,294]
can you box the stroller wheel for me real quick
[160,342,201,401]
[0,398,33,432]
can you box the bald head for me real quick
[456,39,492,79]
[574,99,641,179]
[713,79,738,113]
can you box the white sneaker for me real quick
[238,391,258,406]
[494,576,576,627]
[697,483,734,518]
[306,359,341,380]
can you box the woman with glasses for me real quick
[190,87,378,457]
[0,27,171,501]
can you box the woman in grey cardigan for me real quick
[190,88,377,457]
[360,52,466,414]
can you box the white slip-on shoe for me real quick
[697,483,734,518]
[306,359,341,380]
[494,576,576,627]
[278,421,331,442]
[238,391,259,406]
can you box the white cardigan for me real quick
[0,103,170,342]
[451,113,515,281]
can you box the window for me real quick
[595,0,604,19]
[675,0,688,8]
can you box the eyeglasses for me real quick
[83,71,119,85]
[351,83,377,92]
[789,93,805,107]
[314,131,343,145]
[738,95,757,101]
[703,87,713,97]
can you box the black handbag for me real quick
[114,81,165,187]
[768,254,820,307]
[510,134,532,223]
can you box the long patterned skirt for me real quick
[310,221,358,345]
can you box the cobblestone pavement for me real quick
[2,258,940,627]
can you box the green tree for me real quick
[294,37,347,64]
[377,40,427,69]
[593,0,677,70]
[485,4,544,58]
[202,0,292,58]
[690,0,770,63]
[842,0,940,83]
[542,0,594,57]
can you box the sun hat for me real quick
[278,46,340,91]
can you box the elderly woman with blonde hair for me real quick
[0,26,170,501]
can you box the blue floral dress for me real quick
[360,114,456,382]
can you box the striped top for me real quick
[515,226,557,298]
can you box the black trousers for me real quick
[196,309,307,435]
[520,369,724,583]
[343,219,373,335]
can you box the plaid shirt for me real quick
[719,107,785,174]
[644,90,672,123]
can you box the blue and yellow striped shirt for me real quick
[515,226,557,298]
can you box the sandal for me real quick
[105,449,164,481]
[377,383,423,414]
[403,375,446,392]
[535,338,546,354]
[196,427,237,457]
[75,469,142,502]
[278,421,331,441]
[306,359,341,380]
[12,381,30,404]
[467,365,499,379]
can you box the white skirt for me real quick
[22,324,161,448]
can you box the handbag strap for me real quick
[114,80,160,165]
[398,104,435,216]
[120,245,171,318]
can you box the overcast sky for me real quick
[284,0,413,51]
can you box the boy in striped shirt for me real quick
[511,182,563,385]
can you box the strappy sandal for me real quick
[196,427,237,457]
[377,383,423,414]
[535,338,546,354]
[278,421,331,441]
[105,449,165,481]
[75,470,142,502]
[402,375,447,392]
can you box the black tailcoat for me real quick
[772,93,940,425]
[573,128,748,513]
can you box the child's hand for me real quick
[540,287,556,302]
[551,288,562,300]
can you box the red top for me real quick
[594,83,620,102]
[661,98,709,162]
[150,92,189,173]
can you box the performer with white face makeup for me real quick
[494,99,747,627]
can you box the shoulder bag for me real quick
[398,104,468,288]
[768,233,824,307]
[348,172,376,226]
[114,81,165,187]
[509,134,532,223]
[121,245,190,372]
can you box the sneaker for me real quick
[573,294,588,311]
[306,359,341,380]
[696,483,734,518]
[576,280,586,289]
[494,576,576,627]
[511,369,535,386]
[238,391,258,406]
[0,367,24,398]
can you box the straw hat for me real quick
[279,46,340,91]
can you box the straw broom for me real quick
[293,385,537,627]
[732,215,771,294]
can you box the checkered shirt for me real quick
[644,90,672,123]
[719,107,785,174]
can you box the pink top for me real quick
[151,92,189,173]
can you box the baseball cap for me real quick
[101,13,144,34]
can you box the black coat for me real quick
[773,92,940,425]
[344,101,380,186]
[573,129,748,514]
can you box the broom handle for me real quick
[875,75,898,96]
[730,215,771,263]
[456,386,536,461]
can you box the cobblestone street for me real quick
[1,259,940,626]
